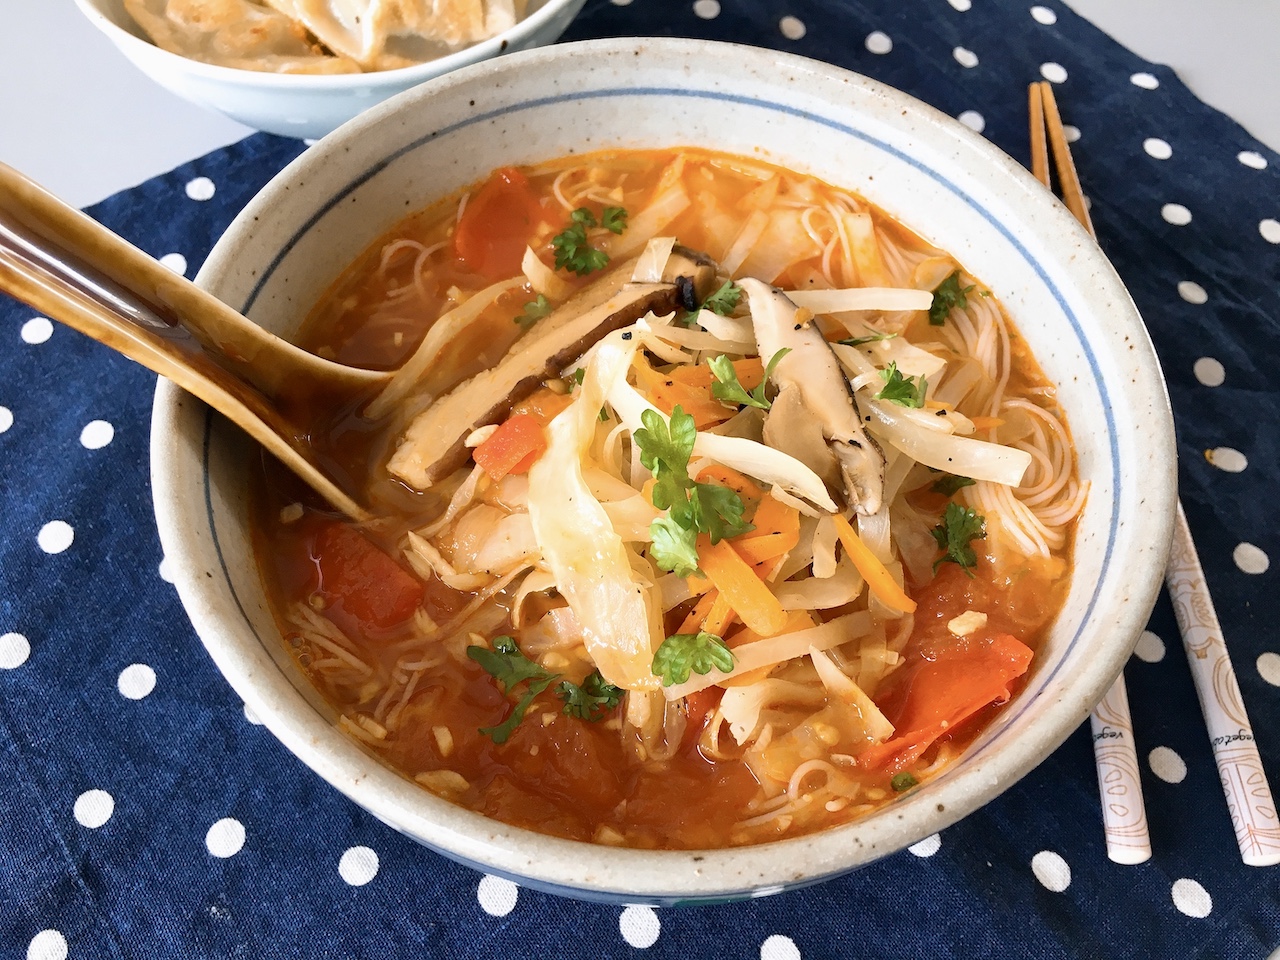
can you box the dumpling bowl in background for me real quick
[149,38,1177,903]
[73,0,588,139]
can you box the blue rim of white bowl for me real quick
[178,47,1168,899]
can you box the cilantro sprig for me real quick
[651,631,736,686]
[929,270,975,326]
[930,502,987,577]
[875,361,928,408]
[467,636,623,742]
[838,330,899,348]
[708,349,790,410]
[930,474,976,497]
[551,206,627,276]
[701,280,742,316]
[633,406,753,577]
[516,294,552,330]
[891,772,919,792]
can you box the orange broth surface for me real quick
[253,148,1074,849]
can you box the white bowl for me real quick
[73,0,587,139]
[150,37,1177,904]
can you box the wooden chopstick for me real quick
[1030,80,1280,866]
[1028,81,1151,866]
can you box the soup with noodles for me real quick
[253,148,1084,849]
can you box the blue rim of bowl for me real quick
[196,78,1128,895]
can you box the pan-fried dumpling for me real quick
[124,0,363,73]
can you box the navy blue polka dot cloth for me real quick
[3,2,1279,957]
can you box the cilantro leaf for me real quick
[838,331,899,347]
[701,280,742,316]
[929,270,975,326]
[708,348,790,410]
[930,474,976,496]
[516,294,552,329]
[875,361,928,408]
[552,207,610,276]
[651,632,736,686]
[572,367,586,386]
[690,482,753,544]
[930,502,987,577]
[649,516,702,578]
[634,406,696,509]
[891,772,919,792]
[557,670,624,721]
[601,206,628,234]
[467,636,561,744]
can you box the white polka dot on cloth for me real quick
[1149,746,1188,784]
[158,556,176,583]
[619,906,661,948]
[1172,878,1212,918]
[74,789,115,828]
[1130,72,1159,90]
[159,253,188,276]
[185,176,216,201]
[1177,280,1207,304]
[958,111,985,133]
[1063,124,1081,143]
[338,846,379,886]
[953,46,978,68]
[1031,851,1071,892]
[1193,357,1225,386]
[760,934,801,960]
[117,663,157,700]
[1206,447,1247,473]
[0,406,11,434]
[1257,652,1280,686]
[21,317,53,345]
[864,31,892,55]
[908,833,942,857]
[1030,5,1057,24]
[1260,219,1280,244]
[477,875,519,916]
[37,521,74,555]
[205,817,246,858]
[80,420,114,450]
[1144,138,1173,160]
[1133,630,1166,663]
[1233,543,1269,575]
[691,0,719,19]
[1161,203,1191,226]
[778,15,805,40]
[0,632,31,669]
[26,929,68,960]
[1238,151,1268,170]
[947,0,971,10]
[1040,62,1067,84]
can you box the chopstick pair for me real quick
[1028,80,1280,867]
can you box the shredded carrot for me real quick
[734,533,797,566]
[968,416,1005,431]
[676,590,719,634]
[702,591,737,637]
[668,357,764,392]
[831,513,917,614]
[632,357,730,428]
[698,537,788,637]
[695,464,765,504]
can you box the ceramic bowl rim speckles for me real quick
[149,37,1177,904]
[72,0,589,140]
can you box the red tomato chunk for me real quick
[314,522,424,630]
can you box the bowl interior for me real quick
[151,37,1176,903]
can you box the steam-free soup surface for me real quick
[255,148,1081,848]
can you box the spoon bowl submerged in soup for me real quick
[252,147,1082,850]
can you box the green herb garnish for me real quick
[552,206,626,276]
[633,405,753,577]
[709,349,790,410]
[891,772,919,792]
[930,502,987,577]
[572,367,586,386]
[838,331,899,347]
[875,361,928,408]
[930,474,976,497]
[929,270,975,326]
[651,631,736,686]
[516,294,552,329]
[557,670,624,721]
[601,206,628,235]
[701,280,743,316]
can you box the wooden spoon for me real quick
[0,162,390,521]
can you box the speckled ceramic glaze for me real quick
[150,38,1177,904]
[72,0,587,139]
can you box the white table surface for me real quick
[2,1,1278,209]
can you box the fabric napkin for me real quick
[2,1,1278,957]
